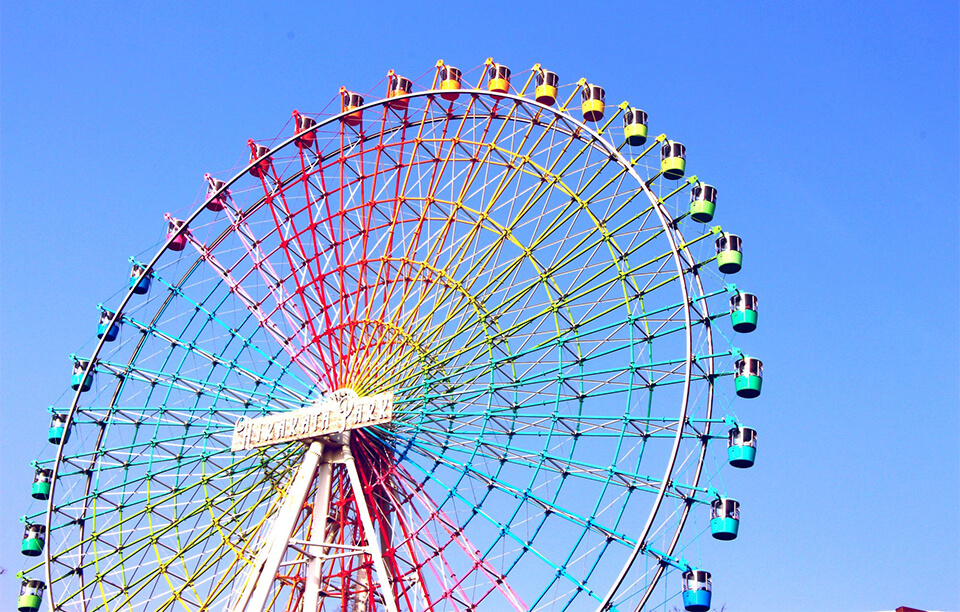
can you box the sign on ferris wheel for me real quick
[231,389,394,452]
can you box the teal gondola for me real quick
[730,292,758,333]
[71,359,93,392]
[710,498,740,540]
[734,356,763,398]
[727,426,757,468]
[31,467,52,500]
[48,413,70,445]
[21,524,45,557]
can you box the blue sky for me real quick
[1,2,957,611]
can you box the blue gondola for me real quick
[130,264,151,295]
[727,426,757,468]
[710,498,740,540]
[97,309,120,342]
[681,570,712,611]
[48,414,70,445]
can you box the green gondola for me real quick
[715,232,742,274]
[661,140,686,180]
[31,467,52,500]
[690,182,717,223]
[17,580,45,612]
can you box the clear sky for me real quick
[1,2,958,611]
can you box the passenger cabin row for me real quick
[326,62,613,132]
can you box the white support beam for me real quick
[232,441,323,612]
[230,432,399,612]
[341,434,400,612]
[302,446,336,612]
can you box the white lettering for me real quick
[231,389,394,452]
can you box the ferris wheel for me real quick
[17,58,765,612]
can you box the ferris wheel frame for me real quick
[35,71,737,612]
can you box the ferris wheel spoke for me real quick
[218,203,332,380]
[397,411,727,440]
[181,234,326,385]
[400,428,702,505]
[91,359,305,412]
[394,443,605,609]
[121,263,318,397]
[404,438,636,546]
[40,451,284,608]
[112,314,310,403]
[351,433,526,610]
